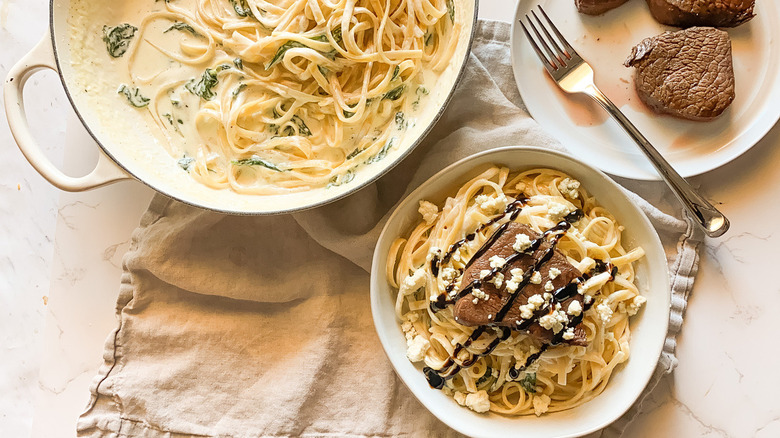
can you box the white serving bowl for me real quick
[370,146,670,438]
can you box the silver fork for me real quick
[520,6,729,238]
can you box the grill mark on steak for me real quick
[646,0,755,28]
[576,0,629,16]
[624,27,735,121]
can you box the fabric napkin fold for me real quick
[77,20,703,438]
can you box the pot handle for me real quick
[4,33,132,192]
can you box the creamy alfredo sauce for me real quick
[67,0,460,195]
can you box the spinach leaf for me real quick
[178,156,195,171]
[272,115,311,136]
[394,111,406,129]
[346,148,363,160]
[383,85,406,101]
[185,69,219,100]
[424,31,434,46]
[233,58,244,70]
[289,115,311,136]
[391,65,400,81]
[117,84,149,107]
[326,169,355,188]
[233,156,285,172]
[447,0,455,22]
[230,0,255,18]
[331,27,343,47]
[269,110,311,137]
[269,28,344,69]
[164,22,199,36]
[267,41,307,69]
[311,27,343,47]
[519,372,537,394]
[102,24,138,58]
[365,138,394,164]
[475,367,494,386]
[413,85,429,108]
[232,83,247,99]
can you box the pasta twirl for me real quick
[88,0,460,194]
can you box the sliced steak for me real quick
[576,0,629,15]
[624,27,735,121]
[646,0,755,27]
[453,222,587,346]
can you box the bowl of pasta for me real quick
[5,0,477,214]
[370,146,669,437]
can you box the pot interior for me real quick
[51,0,477,214]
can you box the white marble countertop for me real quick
[2,1,780,437]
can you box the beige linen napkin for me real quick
[77,21,703,437]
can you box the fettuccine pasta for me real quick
[387,167,646,415]
[82,0,460,194]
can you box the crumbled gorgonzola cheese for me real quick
[530,271,542,285]
[567,300,582,316]
[547,201,573,220]
[475,194,509,214]
[533,394,551,416]
[406,335,430,362]
[489,255,507,269]
[440,267,459,283]
[528,294,545,308]
[400,269,426,294]
[489,272,504,288]
[418,200,439,225]
[472,288,489,301]
[513,233,532,253]
[539,308,569,333]
[549,267,561,279]
[557,178,581,199]
[544,280,554,292]
[626,295,647,316]
[465,390,491,413]
[597,303,613,323]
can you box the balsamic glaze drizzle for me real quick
[418,199,614,389]
[429,200,529,313]
[440,199,528,265]
[423,207,588,388]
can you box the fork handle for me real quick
[585,85,729,237]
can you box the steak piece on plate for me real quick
[575,0,629,15]
[646,0,755,27]
[624,27,735,121]
[453,222,587,346]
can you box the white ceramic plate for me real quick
[510,0,780,180]
[370,147,670,438]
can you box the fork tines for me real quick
[519,6,577,71]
